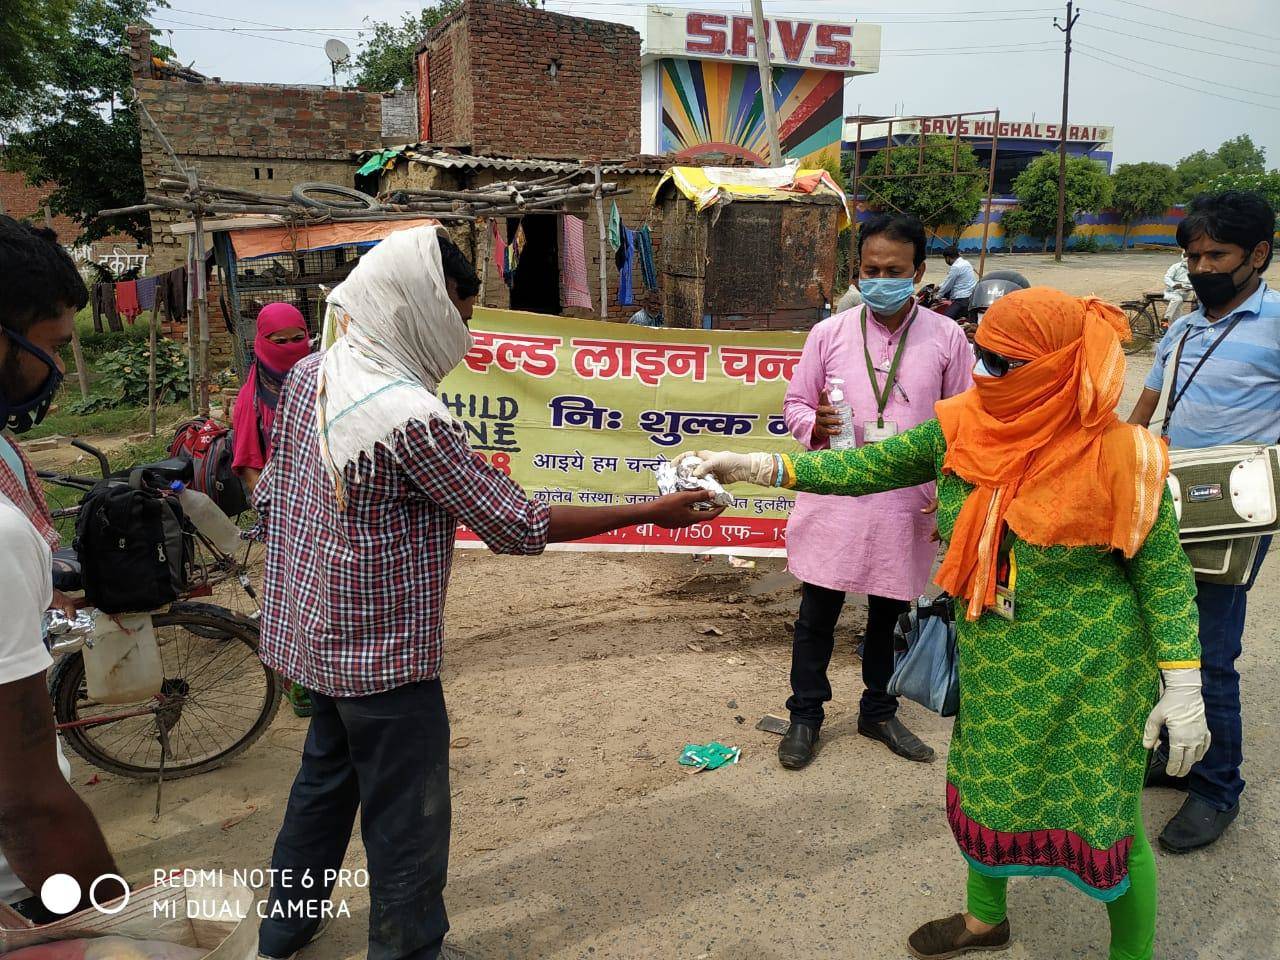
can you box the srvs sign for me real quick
[643,6,881,75]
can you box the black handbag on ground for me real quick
[74,471,193,613]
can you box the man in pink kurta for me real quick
[778,213,974,770]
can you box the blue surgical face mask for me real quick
[973,356,997,378]
[859,277,916,316]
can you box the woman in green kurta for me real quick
[689,289,1211,960]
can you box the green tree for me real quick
[1,1,172,243]
[348,1,536,92]
[1203,171,1280,215]
[1175,134,1267,201]
[1215,134,1265,175]
[0,0,76,119]
[1111,161,1179,250]
[846,136,987,236]
[1002,152,1113,253]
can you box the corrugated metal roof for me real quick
[401,148,667,177]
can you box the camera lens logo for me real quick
[39,873,131,915]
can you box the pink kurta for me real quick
[783,302,974,599]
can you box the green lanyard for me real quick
[861,304,916,428]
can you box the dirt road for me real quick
[60,254,1279,959]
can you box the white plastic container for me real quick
[827,378,857,450]
[173,482,243,555]
[83,612,164,704]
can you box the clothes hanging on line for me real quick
[137,275,160,313]
[615,226,635,307]
[491,221,511,289]
[505,222,527,280]
[636,225,657,292]
[115,279,141,323]
[164,266,188,321]
[91,282,119,331]
[607,202,621,253]
[559,215,592,310]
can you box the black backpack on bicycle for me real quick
[74,470,194,614]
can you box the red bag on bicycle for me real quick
[169,418,250,517]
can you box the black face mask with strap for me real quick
[0,328,63,434]
[1188,257,1257,310]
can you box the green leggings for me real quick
[965,815,1157,960]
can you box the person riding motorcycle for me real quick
[960,270,1030,342]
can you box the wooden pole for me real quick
[978,110,1000,278]
[193,212,211,417]
[185,237,197,414]
[43,207,92,401]
[148,286,161,437]
[1053,1,1080,262]
[750,0,782,165]
[594,165,608,320]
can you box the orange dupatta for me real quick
[934,287,1169,621]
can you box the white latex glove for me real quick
[685,450,779,487]
[1143,668,1211,778]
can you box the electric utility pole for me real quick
[1053,0,1080,262]
[750,0,782,165]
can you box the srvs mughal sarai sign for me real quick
[437,308,806,556]
[643,5,882,75]
[848,116,1114,145]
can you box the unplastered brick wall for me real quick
[382,160,664,322]
[419,0,641,159]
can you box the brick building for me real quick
[417,0,641,160]
[380,150,667,323]
[0,159,79,239]
[127,25,414,274]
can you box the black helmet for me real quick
[969,271,1030,318]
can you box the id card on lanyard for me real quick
[993,530,1017,621]
[861,305,916,443]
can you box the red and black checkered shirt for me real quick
[256,355,550,698]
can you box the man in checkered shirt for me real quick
[255,227,718,960]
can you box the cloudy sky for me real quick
[148,0,1279,166]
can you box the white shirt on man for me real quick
[938,256,978,299]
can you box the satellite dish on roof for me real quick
[325,38,351,65]
[325,39,351,88]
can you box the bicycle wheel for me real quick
[1123,304,1158,355]
[49,602,281,779]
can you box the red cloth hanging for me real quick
[115,280,141,323]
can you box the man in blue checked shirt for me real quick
[1128,190,1280,855]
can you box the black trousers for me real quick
[785,583,909,729]
[944,296,971,320]
[258,679,452,960]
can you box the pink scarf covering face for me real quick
[232,303,310,471]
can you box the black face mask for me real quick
[0,328,64,434]
[1188,257,1257,310]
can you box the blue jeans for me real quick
[258,679,451,960]
[1186,537,1270,812]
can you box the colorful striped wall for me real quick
[658,58,843,168]
[855,199,1187,253]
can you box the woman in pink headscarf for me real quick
[232,303,311,494]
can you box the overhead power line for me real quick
[1099,0,1280,44]
[163,6,366,36]
[1078,23,1280,69]
[1091,10,1280,56]
[1074,43,1280,100]
[150,16,325,49]
[1075,50,1280,114]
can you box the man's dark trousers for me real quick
[786,582,908,728]
[258,678,452,960]
[1183,539,1270,812]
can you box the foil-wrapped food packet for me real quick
[655,454,734,510]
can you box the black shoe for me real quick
[858,715,935,763]
[1158,795,1239,854]
[907,914,1012,959]
[778,722,818,769]
[1144,749,1189,791]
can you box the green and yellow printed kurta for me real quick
[782,419,1200,901]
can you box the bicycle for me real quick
[37,441,280,788]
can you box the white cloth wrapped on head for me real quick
[656,454,734,510]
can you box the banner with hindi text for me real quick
[438,308,809,556]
